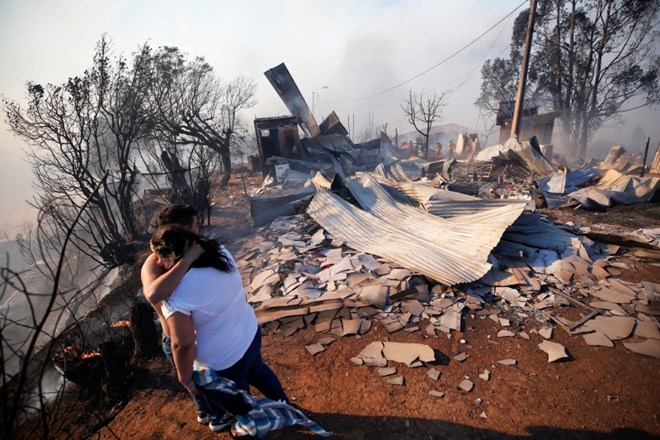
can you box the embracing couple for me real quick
[140,205,289,433]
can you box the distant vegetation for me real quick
[476,0,660,159]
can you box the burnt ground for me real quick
[38,175,660,440]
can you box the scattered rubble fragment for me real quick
[539,327,553,339]
[454,352,468,362]
[479,369,491,381]
[427,368,441,381]
[622,339,660,358]
[305,343,326,356]
[498,359,517,366]
[429,390,445,398]
[538,340,569,363]
[378,367,397,377]
[387,376,405,386]
[583,332,614,348]
[459,380,474,392]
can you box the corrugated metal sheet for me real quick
[249,184,317,227]
[475,137,553,176]
[263,63,320,138]
[346,174,525,262]
[379,132,412,163]
[499,212,575,252]
[318,111,348,136]
[395,182,530,217]
[385,179,572,254]
[307,190,490,285]
[651,145,660,174]
[536,166,601,208]
[307,175,525,285]
[372,160,424,182]
[600,145,631,171]
[300,134,355,154]
[568,169,660,209]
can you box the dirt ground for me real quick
[51,175,660,440]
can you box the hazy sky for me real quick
[1,0,658,231]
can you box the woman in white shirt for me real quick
[150,225,289,415]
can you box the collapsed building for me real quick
[239,63,660,363]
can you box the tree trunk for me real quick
[161,150,193,203]
[220,151,232,188]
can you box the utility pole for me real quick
[510,0,538,139]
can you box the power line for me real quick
[328,0,528,104]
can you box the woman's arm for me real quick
[141,242,203,305]
[168,311,199,395]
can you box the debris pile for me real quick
[233,63,660,395]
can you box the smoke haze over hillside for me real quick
[1,0,659,229]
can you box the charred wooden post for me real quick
[641,137,650,177]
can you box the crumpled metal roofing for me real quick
[373,160,424,182]
[536,166,601,208]
[475,137,553,176]
[601,145,632,171]
[301,134,355,154]
[249,184,317,227]
[394,181,531,217]
[652,146,660,174]
[568,169,660,209]
[307,174,526,285]
[371,177,573,255]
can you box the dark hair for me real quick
[150,225,233,273]
[156,205,197,228]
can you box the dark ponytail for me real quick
[150,225,233,273]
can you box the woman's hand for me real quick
[182,241,203,265]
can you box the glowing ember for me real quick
[80,349,101,359]
[63,344,79,357]
[111,320,130,328]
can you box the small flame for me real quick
[63,344,78,357]
[111,320,130,328]
[80,349,101,359]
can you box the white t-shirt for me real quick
[162,247,258,370]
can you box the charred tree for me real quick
[401,90,448,158]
